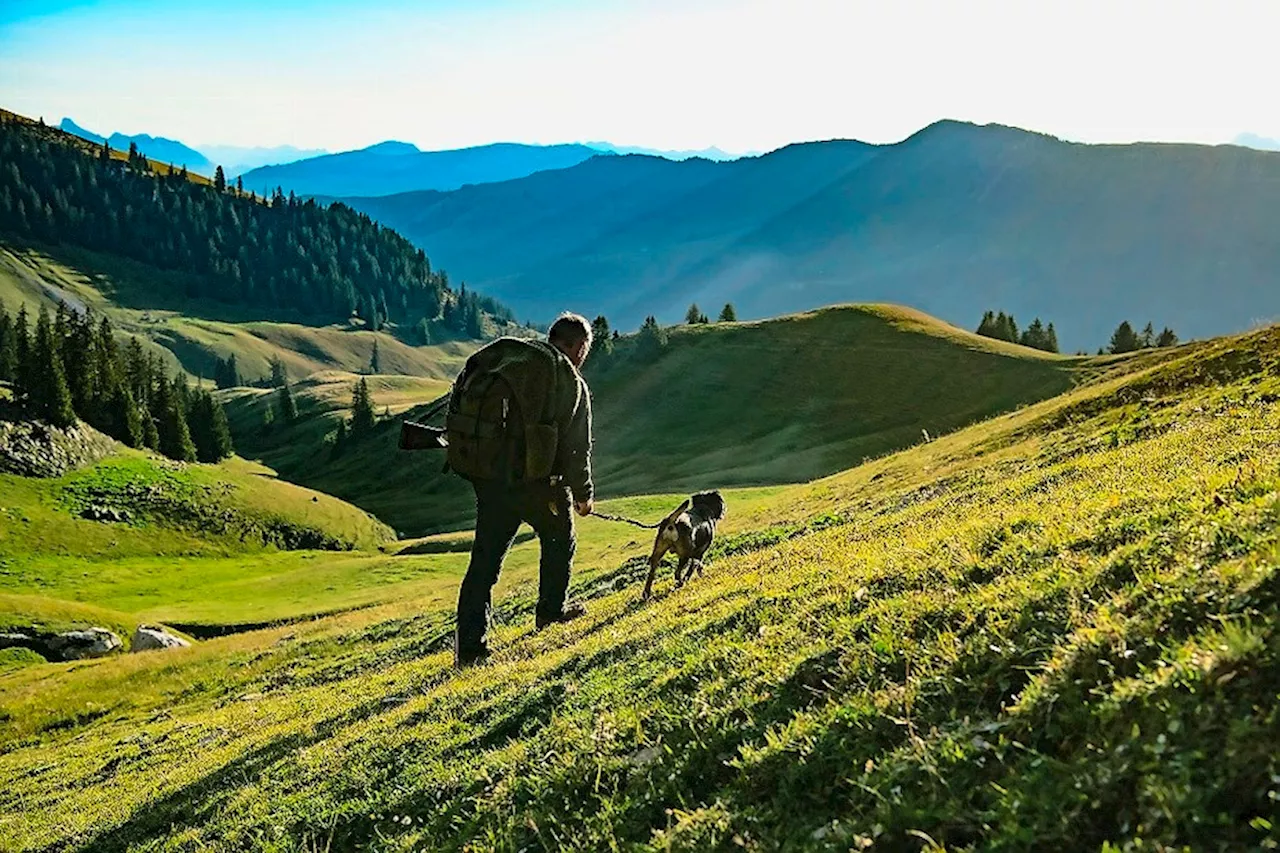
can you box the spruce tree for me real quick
[279,382,298,421]
[1108,321,1141,354]
[141,406,160,450]
[14,306,31,394]
[1156,327,1179,347]
[269,354,287,387]
[369,339,381,374]
[0,308,14,383]
[214,165,226,193]
[153,374,196,462]
[686,303,703,325]
[350,377,376,434]
[1044,322,1060,353]
[976,310,997,337]
[33,307,76,427]
[330,419,348,459]
[111,384,144,448]
[718,303,737,323]
[1139,322,1155,349]
[636,316,668,361]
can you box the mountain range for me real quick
[338,120,1280,351]
[58,118,326,177]
[239,141,607,197]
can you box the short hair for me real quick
[548,312,593,351]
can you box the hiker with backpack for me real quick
[447,313,595,667]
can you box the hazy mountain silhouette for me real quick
[341,121,1280,351]
[194,143,329,177]
[1233,133,1280,152]
[240,141,604,197]
[59,118,214,174]
[582,141,753,161]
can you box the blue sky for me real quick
[2,0,1277,153]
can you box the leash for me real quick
[590,510,664,530]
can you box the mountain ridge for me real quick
[337,119,1280,351]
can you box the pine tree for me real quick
[1139,322,1155,349]
[0,307,15,383]
[188,390,234,463]
[141,405,160,450]
[32,307,76,427]
[351,377,376,434]
[1156,327,1179,347]
[590,315,614,357]
[111,384,144,447]
[1044,322,1060,353]
[718,303,737,323]
[1020,318,1049,351]
[214,165,226,193]
[976,310,997,338]
[279,383,298,421]
[369,339,381,374]
[685,303,703,325]
[1108,321,1141,354]
[14,306,31,395]
[153,374,196,461]
[636,316,668,361]
[269,354,287,387]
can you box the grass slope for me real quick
[0,446,400,635]
[228,305,1083,536]
[4,322,1277,849]
[0,241,476,385]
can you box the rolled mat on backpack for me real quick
[399,421,449,450]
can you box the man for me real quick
[450,312,595,667]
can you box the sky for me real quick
[2,0,1277,154]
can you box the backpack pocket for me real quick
[523,423,559,480]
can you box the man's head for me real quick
[548,312,593,368]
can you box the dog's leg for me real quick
[693,559,705,578]
[675,555,691,587]
[642,556,660,600]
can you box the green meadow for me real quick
[2,317,1278,850]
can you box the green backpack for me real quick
[445,338,564,483]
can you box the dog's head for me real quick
[690,490,726,522]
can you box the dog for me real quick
[642,490,726,599]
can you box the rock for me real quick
[0,632,36,651]
[46,627,122,660]
[131,625,191,652]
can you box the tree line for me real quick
[0,114,513,335]
[0,302,233,463]
[976,311,1060,352]
[976,310,1178,354]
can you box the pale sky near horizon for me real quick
[1,0,1277,154]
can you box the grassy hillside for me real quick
[347,120,1280,350]
[0,443,399,636]
[227,305,1083,535]
[0,241,477,384]
[2,320,1277,850]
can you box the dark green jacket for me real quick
[450,338,594,502]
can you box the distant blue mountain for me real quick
[240,141,605,197]
[1233,132,1280,152]
[582,141,753,161]
[194,143,329,177]
[59,118,214,174]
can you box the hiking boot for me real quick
[455,644,491,668]
[535,602,587,631]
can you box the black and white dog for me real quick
[642,491,727,599]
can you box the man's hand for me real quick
[574,498,594,517]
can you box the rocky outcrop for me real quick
[131,625,190,652]
[0,627,123,661]
[0,415,117,478]
[46,627,122,659]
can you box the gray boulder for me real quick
[46,627,122,660]
[131,625,191,652]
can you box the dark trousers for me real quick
[456,479,576,654]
